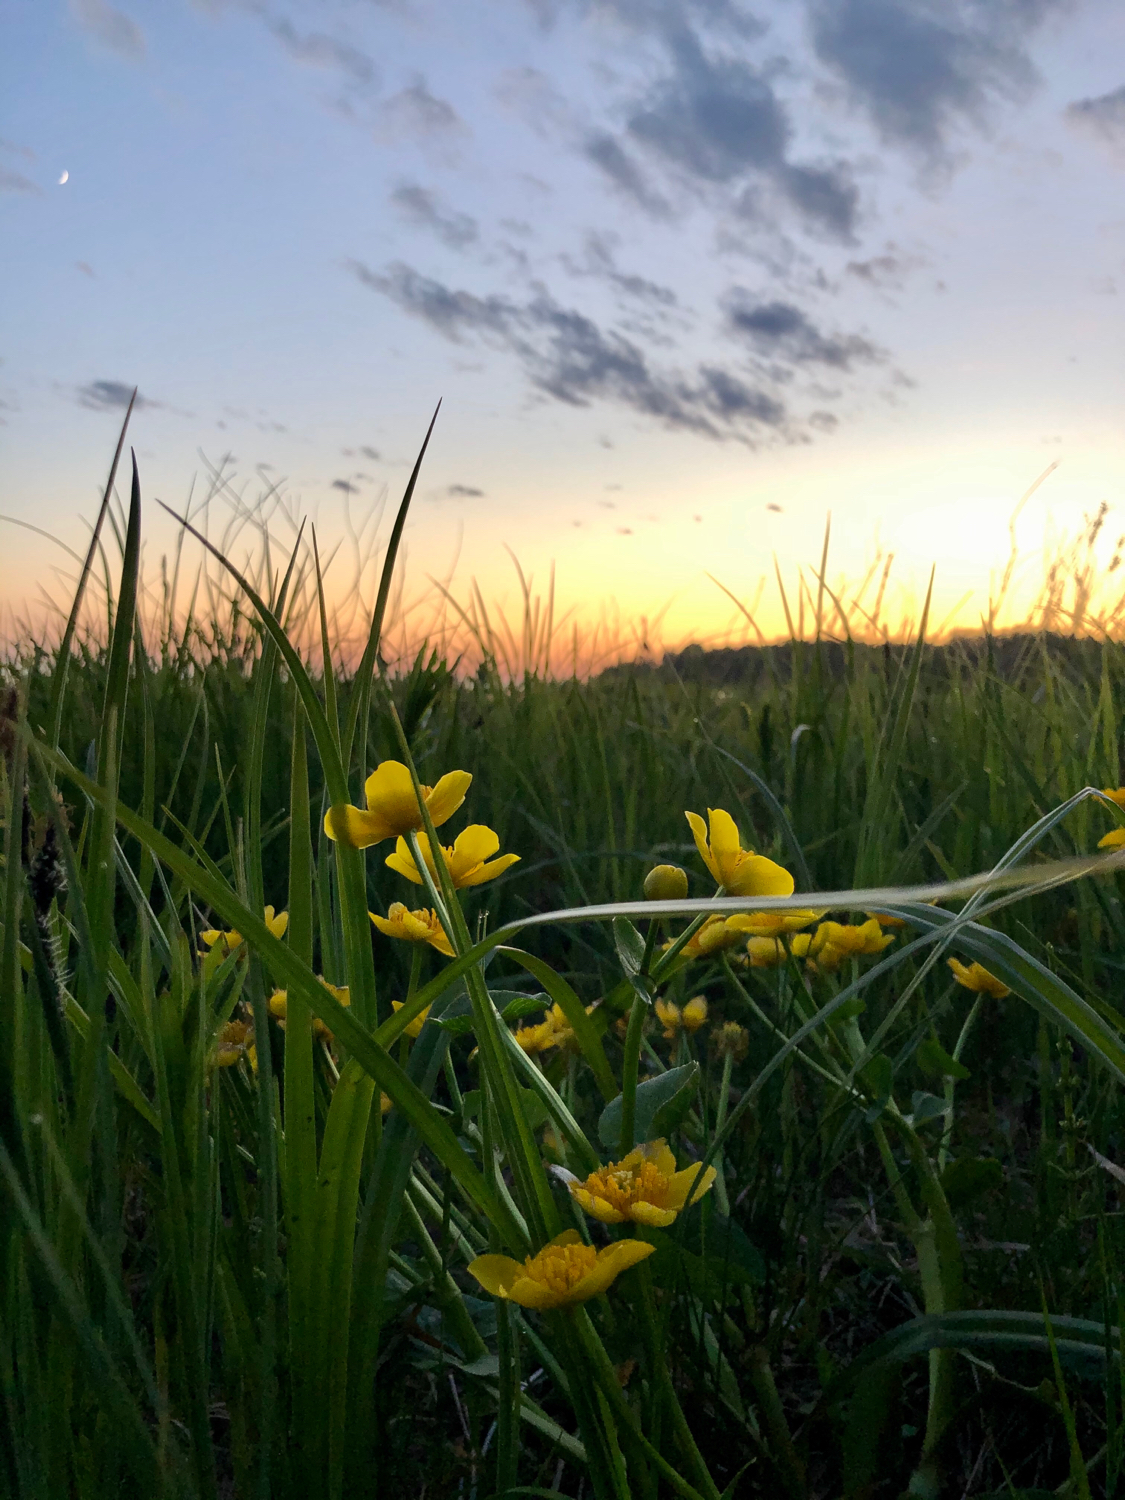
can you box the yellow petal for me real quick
[706,808,743,871]
[457,853,520,888]
[572,1240,655,1301]
[385,841,423,884]
[506,1275,568,1310]
[684,811,717,882]
[324,804,385,849]
[665,1162,717,1211]
[725,854,794,899]
[451,824,501,867]
[572,1187,625,1223]
[628,1201,678,1228]
[468,1254,523,1298]
[363,760,427,839]
[1099,828,1125,850]
[427,769,473,828]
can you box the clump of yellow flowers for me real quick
[562,1139,716,1228]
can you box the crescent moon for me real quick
[58,170,69,185]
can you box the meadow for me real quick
[7,409,1125,1499]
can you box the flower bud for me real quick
[711,1021,749,1063]
[644,863,688,901]
[681,996,708,1032]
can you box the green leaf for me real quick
[612,916,646,978]
[917,1037,970,1081]
[499,993,550,1024]
[939,1156,1003,1211]
[598,1063,699,1150]
[910,1091,949,1126]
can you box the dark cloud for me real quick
[76,260,95,276]
[724,294,881,369]
[331,478,358,494]
[70,0,145,60]
[391,183,479,248]
[809,0,1060,152]
[266,19,377,88]
[75,380,155,411]
[584,132,671,216]
[447,483,485,497]
[1066,84,1125,143]
[350,259,789,442]
[618,25,858,236]
[359,445,381,460]
[376,80,464,141]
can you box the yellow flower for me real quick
[380,1092,394,1115]
[370,902,454,957]
[1101,787,1125,808]
[386,825,520,890]
[323,760,471,850]
[201,905,288,957]
[268,978,350,1039]
[469,1229,654,1309]
[214,1018,253,1067]
[681,996,708,1031]
[948,958,1010,999]
[391,999,432,1038]
[644,864,689,901]
[655,998,683,1038]
[567,1140,717,1228]
[747,936,786,967]
[1099,828,1125,850]
[866,910,908,929]
[809,919,895,971]
[515,1002,586,1055]
[685,808,794,898]
[672,914,753,960]
[738,909,821,938]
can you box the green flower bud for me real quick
[644,863,689,901]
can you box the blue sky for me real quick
[4,0,1125,647]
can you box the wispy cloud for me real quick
[447,483,485,497]
[1067,83,1125,144]
[75,379,155,411]
[391,183,479,248]
[69,0,145,61]
[375,80,465,142]
[349,259,789,442]
[265,18,377,89]
[0,167,40,195]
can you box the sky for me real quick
[3,0,1125,655]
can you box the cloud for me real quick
[564,233,680,307]
[0,168,40,195]
[350,259,789,441]
[447,483,485,497]
[75,380,155,411]
[724,294,881,369]
[845,249,917,288]
[331,478,358,494]
[69,0,145,60]
[391,183,479,248]
[1067,84,1125,144]
[583,132,671,216]
[266,18,377,88]
[808,0,1060,153]
[360,445,381,460]
[618,25,858,236]
[375,80,465,142]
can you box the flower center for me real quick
[584,1160,668,1213]
[525,1241,597,1292]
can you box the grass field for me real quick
[7,413,1125,1498]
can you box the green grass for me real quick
[6,423,1125,1497]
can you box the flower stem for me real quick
[620,993,647,1155]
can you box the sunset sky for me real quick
[4,0,1125,651]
